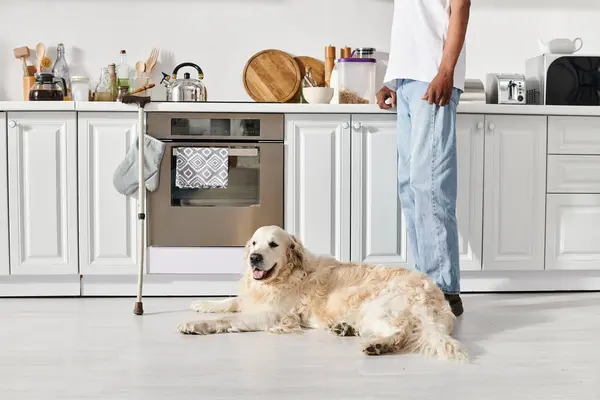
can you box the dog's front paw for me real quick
[177,321,211,335]
[190,300,211,313]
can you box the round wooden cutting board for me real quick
[294,56,325,87]
[243,49,302,103]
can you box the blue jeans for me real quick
[395,79,461,294]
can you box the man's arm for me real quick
[422,0,471,106]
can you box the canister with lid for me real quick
[71,76,90,102]
[337,58,377,104]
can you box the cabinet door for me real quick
[546,194,600,270]
[350,114,411,266]
[78,113,138,275]
[456,114,484,271]
[285,115,350,261]
[0,113,9,275]
[483,115,547,271]
[7,112,78,275]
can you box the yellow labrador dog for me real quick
[178,226,467,361]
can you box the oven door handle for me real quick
[170,147,258,157]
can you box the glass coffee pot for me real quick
[29,73,67,101]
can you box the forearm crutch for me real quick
[122,94,152,315]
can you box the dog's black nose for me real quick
[249,253,263,265]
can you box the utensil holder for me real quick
[23,76,35,101]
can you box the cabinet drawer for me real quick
[546,194,600,270]
[548,116,600,155]
[547,155,600,193]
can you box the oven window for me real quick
[171,118,260,137]
[171,146,260,207]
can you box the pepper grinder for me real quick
[325,45,336,88]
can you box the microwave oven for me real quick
[525,54,600,105]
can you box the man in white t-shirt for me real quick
[377,0,471,316]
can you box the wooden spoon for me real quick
[35,43,45,73]
[135,61,146,74]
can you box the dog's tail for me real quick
[405,324,468,362]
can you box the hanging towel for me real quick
[175,147,229,189]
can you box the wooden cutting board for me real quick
[243,49,302,103]
[294,56,325,87]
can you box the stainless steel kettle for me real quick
[161,62,207,102]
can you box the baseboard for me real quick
[3,271,600,297]
[460,270,600,292]
[81,274,239,296]
[0,275,80,297]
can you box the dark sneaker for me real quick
[444,294,464,317]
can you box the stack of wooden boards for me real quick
[242,49,325,103]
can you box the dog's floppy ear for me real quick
[286,234,305,268]
[243,238,252,259]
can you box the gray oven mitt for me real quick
[113,134,166,196]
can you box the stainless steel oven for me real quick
[146,113,284,247]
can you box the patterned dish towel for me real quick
[175,147,229,189]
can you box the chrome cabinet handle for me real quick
[477,122,484,130]
[353,122,362,130]
[8,120,17,128]
[488,123,496,131]
[341,122,350,130]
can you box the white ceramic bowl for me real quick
[302,87,334,104]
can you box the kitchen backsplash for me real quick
[0,0,597,101]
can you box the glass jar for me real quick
[95,68,113,102]
[337,58,376,104]
[71,76,90,102]
[130,71,150,95]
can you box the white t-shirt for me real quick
[384,0,467,91]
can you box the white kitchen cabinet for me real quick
[7,112,78,275]
[483,115,547,271]
[78,113,138,275]
[285,115,351,261]
[0,113,9,275]
[548,116,600,155]
[455,114,485,271]
[349,113,484,271]
[547,155,600,193]
[546,194,600,270]
[350,114,411,266]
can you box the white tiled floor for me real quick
[1,293,599,400]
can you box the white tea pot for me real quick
[538,38,583,54]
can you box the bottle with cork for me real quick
[108,63,117,100]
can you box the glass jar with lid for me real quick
[71,76,90,102]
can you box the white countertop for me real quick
[2,101,600,116]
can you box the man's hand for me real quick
[376,86,396,109]
[422,68,454,106]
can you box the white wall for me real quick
[1,0,599,101]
